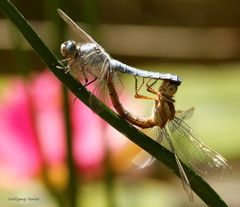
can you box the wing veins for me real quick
[58,9,96,44]
[169,119,231,177]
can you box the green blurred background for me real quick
[0,0,240,207]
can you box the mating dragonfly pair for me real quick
[57,9,231,201]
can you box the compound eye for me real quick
[60,40,77,58]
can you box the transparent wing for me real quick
[134,127,193,201]
[80,50,123,106]
[133,108,194,169]
[168,117,232,178]
[91,58,111,104]
[57,9,96,44]
[132,150,156,169]
[132,127,161,168]
[175,107,194,121]
[159,128,193,201]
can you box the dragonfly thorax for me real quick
[152,80,177,128]
[80,43,110,67]
[153,99,175,128]
[60,40,78,58]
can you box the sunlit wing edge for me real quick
[57,9,96,44]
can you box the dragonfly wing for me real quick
[86,55,123,106]
[132,151,155,169]
[175,107,194,120]
[57,9,96,44]
[88,56,110,105]
[168,118,232,178]
[160,128,193,201]
[169,107,195,136]
[132,128,163,168]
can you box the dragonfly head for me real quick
[60,40,78,58]
[160,80,178,97]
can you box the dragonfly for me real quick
[57,9,182,97]
[107,73,232,201]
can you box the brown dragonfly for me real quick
[107,71,231,201]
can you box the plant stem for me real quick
[62,86,77,207]
[0,1,230,206]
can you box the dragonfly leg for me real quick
[57,58,71,69]
[71,76,98,104]
[56,64,71,74]
[59,58,71,64]
[81,67,89,85]
[134,77,156,100]
[56,65,65,70]
[70,75,97,104]
[146,79,158,95]
[56,58,72,74]
[134,77,144,96]
[80,76,97,90]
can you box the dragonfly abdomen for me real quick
[107,72,156,128]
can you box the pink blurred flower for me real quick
[0,70,132,184]
[0,79,41,179]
